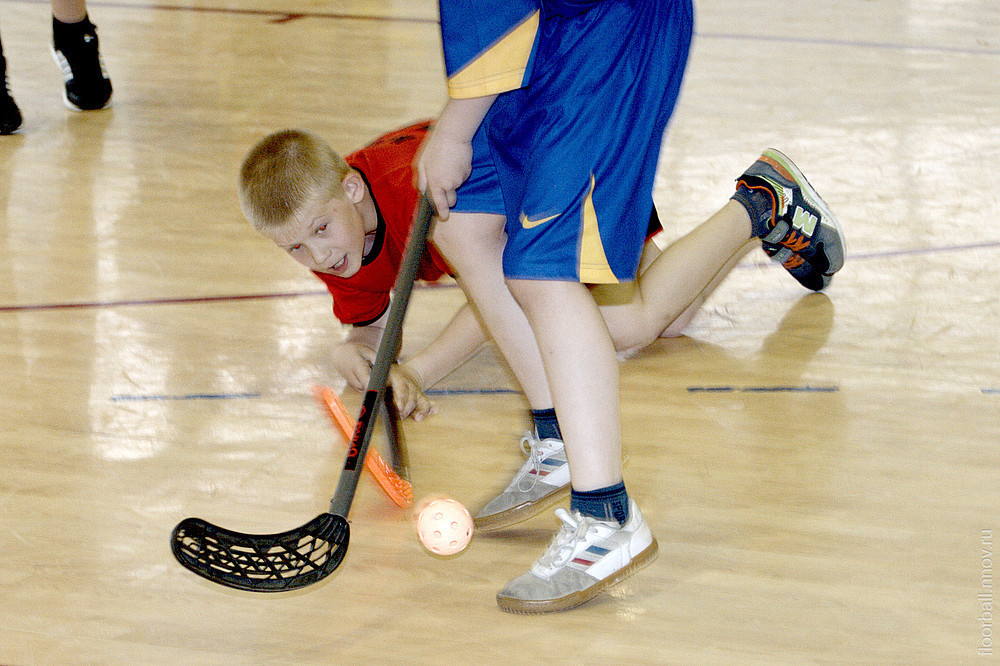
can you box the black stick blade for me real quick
[171,513,349,592]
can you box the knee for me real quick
[432,213,505,259]
[430,219,460,253]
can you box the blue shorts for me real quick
[454,115,665,237]
[452,119,506,215]
[484,0,693,283]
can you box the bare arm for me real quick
[401,301,487,390]
[416,95,497,220]
[332,301,486,420]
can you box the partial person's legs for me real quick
[507,279,620,490]
[433,212,552,408]
[51,0,87,22]
[598,145,846,352]
[433,212,572,530]
[496,278,656,614]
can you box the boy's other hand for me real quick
[331,341,377,390]
[391,363,438,421]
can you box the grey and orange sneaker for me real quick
[737,149,844,288]
[761,242,832,292]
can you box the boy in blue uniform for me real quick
[420,0,843,613]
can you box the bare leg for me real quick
[50,0,87,23]
[507,279,621,491]
[598,200,755,350]
[432,212,553,409]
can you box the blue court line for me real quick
[110,386,993,401]
[843,240,1000,262]
[697,31,1000,57]
[426,388,521,396]
[111,392,262,402]
[687,386,839,393]
[738,239,1000,272]
[108,388,519,402]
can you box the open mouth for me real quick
[328,256,348,273]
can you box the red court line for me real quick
[9,0,998,56]
[0,282,460,313]
[0,241,994,314]
[0,290,326,313]
[8,0,439,24]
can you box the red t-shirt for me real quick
[313,121,452,325]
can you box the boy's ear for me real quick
[341,171,366,204]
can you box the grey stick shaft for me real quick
[328,196,433,516]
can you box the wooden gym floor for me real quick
[1,0,998,662]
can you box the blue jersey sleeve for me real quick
[439,0,541,99]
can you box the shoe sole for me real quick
[496,538,659,614]
[473,484,571,532]
[60,90,112,112]
[760,148,845,277]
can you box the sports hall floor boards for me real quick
[1,0,998,662]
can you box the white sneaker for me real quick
[474,432,571,531]
[496,500,658,614]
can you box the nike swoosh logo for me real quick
[520,212,560,229]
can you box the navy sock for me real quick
[531,408,561,440]
[732,183,774,239]
[571,482,630,525]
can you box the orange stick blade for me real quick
[313,385,413,508]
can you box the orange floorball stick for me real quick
[313,385,413,508]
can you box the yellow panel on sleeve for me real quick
[447,10,540,99]
[578,175,619,284]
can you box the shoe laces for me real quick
[782,229,811,252]
[537,508,599,570]
[515,431,559,493]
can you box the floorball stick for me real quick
[170,196,433,592]
[380,384,411,482]
[314,385,412,508]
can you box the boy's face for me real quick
[263,173,369,278]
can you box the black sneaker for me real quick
[1,59,23,134]
[52,18,112,111]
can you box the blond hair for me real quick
[238,129,353,230]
